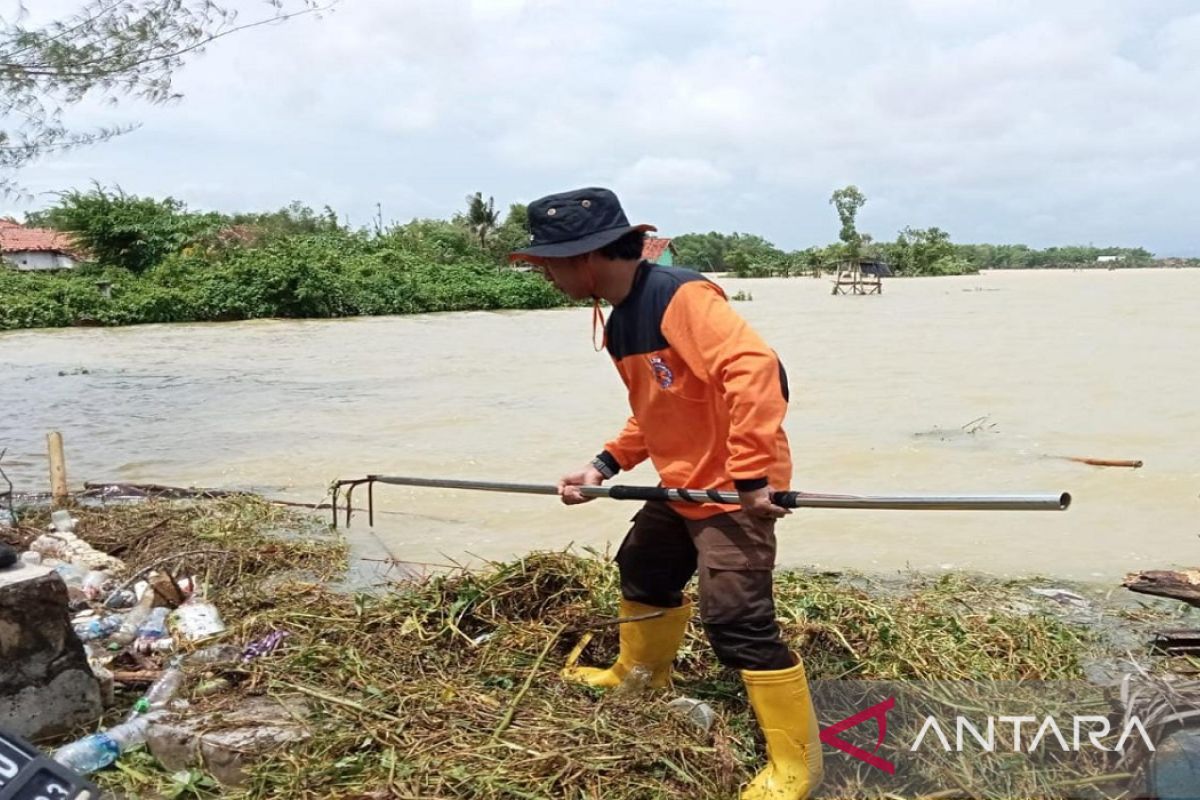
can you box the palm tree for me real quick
[464,192,500,250]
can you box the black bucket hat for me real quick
[509,187,656,262]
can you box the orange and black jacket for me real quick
[594,262,792,519]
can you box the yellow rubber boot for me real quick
[741,656,824,800]
[562,599,691,689]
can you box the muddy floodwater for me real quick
[3,269,1198,580]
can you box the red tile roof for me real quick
[0,219,82,256]
[643,236,673,263]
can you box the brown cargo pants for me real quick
[615,500,793,671]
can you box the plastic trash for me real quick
[74,614,124,642]
[667,697,717,733]
[172,597,225,642]
[111,593,156,646]
[242,629,289,661]
[53,562,86,586]
[615,664,654,696]
[185,643,242,666]
[81,569,114,600]
[105,589,137,609]
[20,550,42,566]
[50,509,77,534]
[30,534,66,558]
[195,677,231,696]
[52,732,120,774]
[137,607,170,639]
[124,664,185,722]
[133,636,177,656]
[53,712,164,774]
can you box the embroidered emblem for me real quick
[649,356,674,389]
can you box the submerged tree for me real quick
[829,184,867,262]
[0,0,327,189]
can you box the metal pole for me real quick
[365,475,1070,512]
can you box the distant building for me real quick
[1096,255,1124,263]
[0,219,82,271]
[643,236,678,266]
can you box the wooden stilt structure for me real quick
[831,258,887,295]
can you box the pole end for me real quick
[1059,492,1072,510]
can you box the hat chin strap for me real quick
[582,258,607,352]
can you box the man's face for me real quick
[534,254,594,300]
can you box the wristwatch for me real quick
[590,455,617,480]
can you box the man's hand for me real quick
[558,464,605,505]
[738,486,791,520]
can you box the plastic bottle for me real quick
[53,732,121,774]
[124,664,185,722]
[50,509,76,533]
[185,643,242,666]
[54,713,163,774]
[54,562,86,587]
[136,607,170,639]
[74,614,124,642]
[111,593,155,646]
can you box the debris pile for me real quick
[1,497,1192,798]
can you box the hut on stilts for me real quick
[831,257,892,295]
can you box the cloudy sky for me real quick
[5,0,1200,255]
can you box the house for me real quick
[0,219,82,271]
[643,236,678,266]
[1096,255,1124,263]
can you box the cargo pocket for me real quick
[695,517,778,624]
[699,541,776,572]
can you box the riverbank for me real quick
[3,495,1191,799]
[0,256,568,331]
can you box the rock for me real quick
[0,544,16,569]
[146,696,310,786]
[0,564,103,739]
[1151,728,1200,800]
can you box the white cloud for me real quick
[616,157,732,194]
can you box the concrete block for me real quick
[0,564,102,739]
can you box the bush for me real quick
[0,226,568,330]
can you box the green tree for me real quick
[462,191,500,250]
[31,185,223,273]
[887,226,974,276]
[829,185,867,261]
[492,202,530,262]
[0,1,323,190]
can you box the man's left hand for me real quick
[738,486,791,520]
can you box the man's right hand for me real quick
[558,464,605,505]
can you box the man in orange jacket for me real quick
[510,187,822,800]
